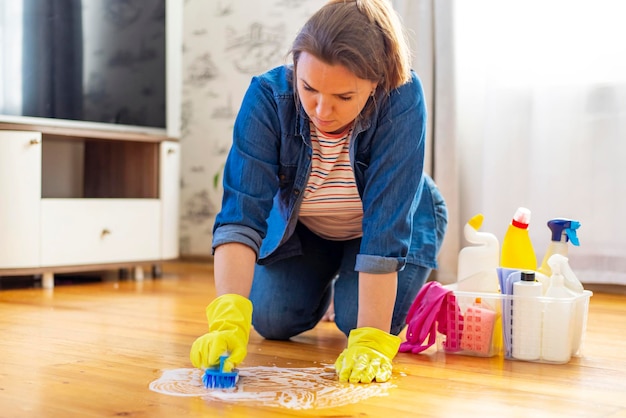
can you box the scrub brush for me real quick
[202,354,238,389]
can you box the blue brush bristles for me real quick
[202,354,238,389]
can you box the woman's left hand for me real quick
[334,327,401,383]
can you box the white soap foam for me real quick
[149,365,395,410]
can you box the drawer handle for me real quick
[167,148,176,155]
[29,138,41,145]
[101,228,111,238]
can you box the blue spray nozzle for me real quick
[547,218,580,246]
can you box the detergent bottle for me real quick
[500,207,537,271]
[537,218,581,277]
[512,271,543,361]
[457,213,500,293]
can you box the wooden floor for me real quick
[1,261,625,417]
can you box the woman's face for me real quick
[296,52,377,134]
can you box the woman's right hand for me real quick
[189,294,253,372]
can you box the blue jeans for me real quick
[250,215,447,340]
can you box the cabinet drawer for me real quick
[40,199,161,267]
[0,131,42,268]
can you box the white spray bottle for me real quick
[541,254,577,363]
[546,254,586,355]
[457,213,500,293]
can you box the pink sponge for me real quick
[460,304,496,355]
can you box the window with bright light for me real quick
[0,1,23,114]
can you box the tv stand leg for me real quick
[152,264,162,279]
[133,266,145,281]
[42,272,54,289]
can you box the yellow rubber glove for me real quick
[189,294,253,372]
[335,327,401,383]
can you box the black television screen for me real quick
[0,0,167,131]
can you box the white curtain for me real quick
[394,0,459,283]
[454,0,626,285]
[399,0,626,285]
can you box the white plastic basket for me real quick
[437,288,592,363]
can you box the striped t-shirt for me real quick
[298,122,363,240]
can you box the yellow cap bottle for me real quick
[500,207,537,270]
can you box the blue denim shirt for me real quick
[213,65,443,273]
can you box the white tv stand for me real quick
[0,124,180,288]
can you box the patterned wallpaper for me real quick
[179,0,326,257]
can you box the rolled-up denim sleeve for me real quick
[212,224,263,258]
[355,254,405,273]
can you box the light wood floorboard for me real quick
[0,261,625,417]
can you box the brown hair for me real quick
[290,0,412,96]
